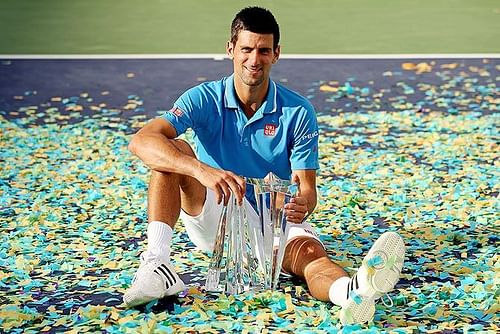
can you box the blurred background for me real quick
[1,0,499,54]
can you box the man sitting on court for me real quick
[123,6,406,325]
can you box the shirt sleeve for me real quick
[290,102,320,170]
[161,85,208,136]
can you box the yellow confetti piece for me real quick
[441,63,459,69]
[277,293,295,315]
[102,260,118,269]
[335,260,354,268]
[0,271,11,280]
[402,62,432,74]
[319,84,339,92]
[256,311,271,321]
[54,316,70,327]
[402,63,417,70]
[294,285,305,297]
[124,103,138,110]
[66,105,83,112]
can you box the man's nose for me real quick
[247,50,259,66]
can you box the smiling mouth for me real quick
[245,66,262,74]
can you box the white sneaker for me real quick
[123,258,186,307]
[339,231,405,325]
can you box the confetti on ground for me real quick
[0,59,499,333]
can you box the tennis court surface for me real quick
[1,57,498,333]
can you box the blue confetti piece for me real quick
[367,255,384,268]
[349,290,363,305]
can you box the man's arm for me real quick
[129,117,196,174]
[128,117,246,204]
[284,169,317,223]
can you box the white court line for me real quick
[1,54,499,60]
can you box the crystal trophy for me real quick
[205,172,298,294]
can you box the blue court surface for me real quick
[0,57,498,333]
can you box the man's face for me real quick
[227,30,280,88]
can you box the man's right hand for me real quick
[196,163,246,206]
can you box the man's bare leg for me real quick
[147,139,206,228]
[282,236,348,301]
[282,233,406,326]
[124,139,204,307]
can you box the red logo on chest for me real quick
[264,124,276,136]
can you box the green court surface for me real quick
[0,0,499,54]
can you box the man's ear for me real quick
[226,41,234,59]
[272,45,281,64]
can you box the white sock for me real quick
[328,276,351,307]
[144,221,173,262]
[329,265,370,307]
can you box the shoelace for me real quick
[371,256,402,307]
[347,276,396,307]
[381,292,394,307]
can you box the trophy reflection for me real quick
[205,172,298,294]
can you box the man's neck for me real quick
[234,79,269,119]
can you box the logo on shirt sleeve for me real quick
[169,107,184,117]
[299,130,319,142]
[264,124,276,136]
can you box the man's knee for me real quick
[285,236,327,259]
[149,139,195,181]
[282,236,327,277]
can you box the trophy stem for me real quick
[205,204,228,292]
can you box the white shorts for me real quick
[180,188,324,253]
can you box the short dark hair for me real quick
[230,7,280,50]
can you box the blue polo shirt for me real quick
[162,74,319,182]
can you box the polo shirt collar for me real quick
[224,74,277,114]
